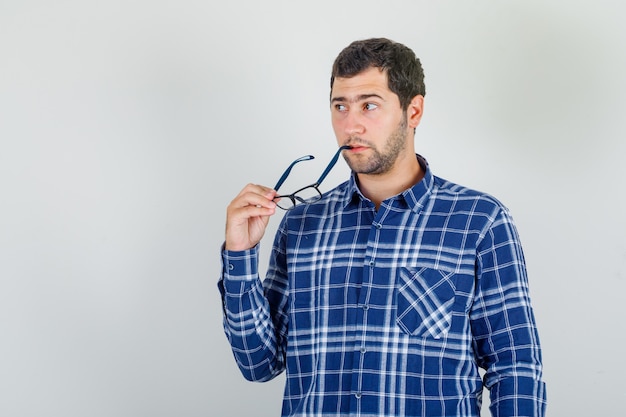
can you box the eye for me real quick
[364,102,378,111]
[335,104,347,112]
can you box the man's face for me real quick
[330,67,411,176]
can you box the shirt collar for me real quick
[344,154,433,212]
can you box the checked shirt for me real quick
[219,155,546,417]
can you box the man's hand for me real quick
[225,184,278,252]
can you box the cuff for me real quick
[220,244,259,295]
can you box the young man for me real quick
[219,38,547,417]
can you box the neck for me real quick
[356,153,424,210]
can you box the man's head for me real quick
[330,38,426,111]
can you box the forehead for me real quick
[331,67,392,102]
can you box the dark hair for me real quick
[330,38,426,109]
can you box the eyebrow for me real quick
[330,93,385,104]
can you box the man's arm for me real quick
[217,183,287,381]
[471,206,547,417]
[218,243,287,382]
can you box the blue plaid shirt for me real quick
[219,156,546,417]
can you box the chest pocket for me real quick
[395,267,457,339]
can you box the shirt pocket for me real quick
[395,267,457,339]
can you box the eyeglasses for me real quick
[273,145,351,210]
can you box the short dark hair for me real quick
[330,38,426,109]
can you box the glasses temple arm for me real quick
[314,145,352,187]
[273,155,315,191]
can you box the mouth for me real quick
[344,138,371,150]
[346,144,368,153]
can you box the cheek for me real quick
[330,116,343,134]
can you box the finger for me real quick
[236,183,277,200]
[230,193,277,211]
[230,187,277,210]
[227,198,277,225]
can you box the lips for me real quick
[347,145,368,152]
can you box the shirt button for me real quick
[362,304,369,311]
[368,260,374,267]
[228,263,234,270]
[374,223,382,229]
[355,392,362,399]
[360,347,366,353]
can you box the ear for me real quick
[407,95,424,129]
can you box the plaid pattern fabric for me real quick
[219,156,546,417]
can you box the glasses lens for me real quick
[275,196,294,210]
[293,186,322,205]
[274,187,322,210]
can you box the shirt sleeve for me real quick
[217,237,289,382]
[471,205,547,416]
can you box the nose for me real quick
[343,109,365,137]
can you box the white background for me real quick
[1,1,624,416]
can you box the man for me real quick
[219,38,546,417]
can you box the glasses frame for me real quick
[273,145,351,210]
